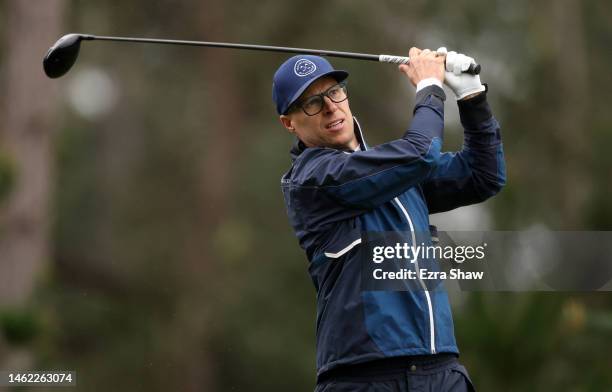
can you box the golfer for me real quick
[273,47,505,391]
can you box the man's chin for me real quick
[327,138,356,151]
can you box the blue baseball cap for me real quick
[272,55,348,115]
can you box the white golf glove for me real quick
[436,47,485,100]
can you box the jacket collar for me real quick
[289,117,368,162]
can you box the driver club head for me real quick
[43,34,85,78]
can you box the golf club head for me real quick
[43,34,85,78]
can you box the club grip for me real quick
[378,54,481,75]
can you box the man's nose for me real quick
[322,96,338,114]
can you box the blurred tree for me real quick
[538,0,590,228]
[0,0,65,372]
[0,0,65,305]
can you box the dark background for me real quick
[1,0,611,390]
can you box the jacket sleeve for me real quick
[421,91,506,214]
[293,85,446,209]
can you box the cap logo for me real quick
[294,59,317,77]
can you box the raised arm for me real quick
[422,90,506,213]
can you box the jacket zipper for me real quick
[393,196,436,354]
[356,117,436,354]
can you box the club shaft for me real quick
[86,34,383,61]
[81,34,481,74]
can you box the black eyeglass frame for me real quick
[288,81,348,116]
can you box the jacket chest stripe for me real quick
[392,196,436,354]
[324,238,362,259]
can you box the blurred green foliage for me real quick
[0,150,15,203]
[0,307,39,346]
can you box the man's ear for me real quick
[279,115,295,133]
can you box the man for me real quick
[273,47,505,391]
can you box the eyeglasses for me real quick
[291,82,348,116]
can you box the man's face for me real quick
[280,76,358,151]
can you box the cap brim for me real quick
[283,70,349,115]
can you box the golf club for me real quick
[43,33,481,79]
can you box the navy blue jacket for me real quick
[281,85,506,376]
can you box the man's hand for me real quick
[437,47,485,100]
[399,47,445,87]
